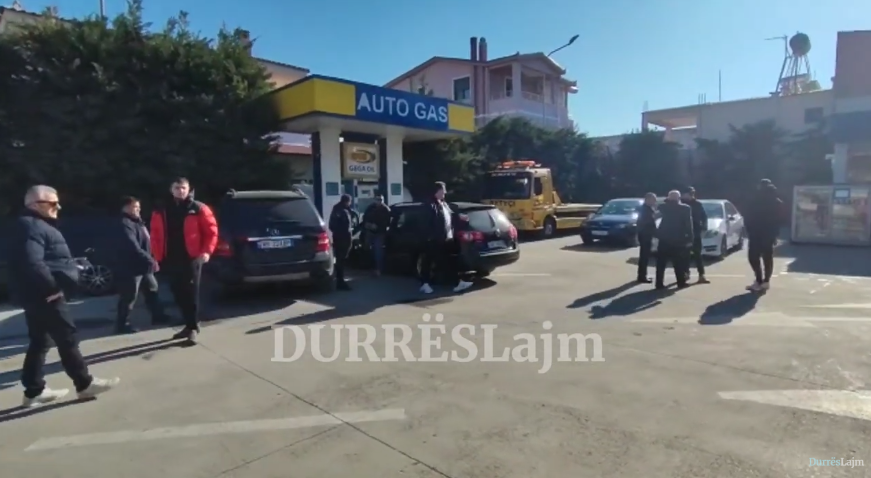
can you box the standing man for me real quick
[9,185,119,407]
[150,178,218,343]
[362,194,391,276]
[636,193,658,283]
[682,187,709,283]
[745,179,783,292]
[329,194,354,291]
[114,196,168,334]
[419,181,472,294]
[654,190,694,290]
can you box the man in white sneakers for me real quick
[8,185,119,408]
[418,182,474,294]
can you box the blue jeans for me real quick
[367,233,385,271]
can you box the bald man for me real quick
[8,185,119,408]
[654,190,694,289]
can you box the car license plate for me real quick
[591,230,608,236]
[257,239,293,249]
[487,240,506,249]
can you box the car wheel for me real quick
[79,264,114,296]
[541,216,557,238]
[580,232,593,244]
[718,236,728,260]
[475,269,492,278]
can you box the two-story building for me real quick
[384,37,578,131]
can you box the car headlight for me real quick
[703,230,719,238]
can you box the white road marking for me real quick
[701,274,748,278]
[490,273,551,277]
[718,390,871,421]
[24,408,407,452]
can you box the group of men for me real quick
[327,181,474,295]
[634,180,783,291]
[7,178,217,408]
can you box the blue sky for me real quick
[17,0,869,136]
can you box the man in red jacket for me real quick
[150,178,218,343]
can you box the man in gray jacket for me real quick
[655,190,694,289]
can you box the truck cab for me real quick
[481,160,599,237]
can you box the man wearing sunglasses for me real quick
[8,185,120,408]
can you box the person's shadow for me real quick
[587,287,674,320]
[698,293,761,325]
[567,281,640,309]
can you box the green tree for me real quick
[0,0,287,214]
[613,131,681,196]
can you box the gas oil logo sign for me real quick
[342,143,380,180]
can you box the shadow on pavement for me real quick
[587,287,675,320]
[561,242,631,253]
[698,292,761,325]
[775,242,871,277]
[245,276,497,335]
[626,256,718,268]
[0,338,185,392]
[0,397,96,424]
[0,342,26,360]
[567,281,640,309]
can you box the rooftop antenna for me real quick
[10,0,23,10]
[767,32,819,96]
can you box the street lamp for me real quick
[547,34,579,57]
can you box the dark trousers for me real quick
[637,233,653,279]
[747,238,775,283]
[419,240,453,285]
[334,241,351,284]
[655,242,689,287]
[116,273,164,326]
[689,236,705,276]
[21,298,93,398]
[166,261,202,330]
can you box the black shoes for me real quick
[337,281,352,291]
[172,327,199,343]
[637,277,652,284]
[114,323,139,334]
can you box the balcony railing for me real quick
[475,111,574,131]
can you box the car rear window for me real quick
[221,198,322,228]
[461,207,508,231]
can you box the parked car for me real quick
[652,199,745,259]
[205,190,334,292]
[579,198,644,246]
[362,202,520,279]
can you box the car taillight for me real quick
[316,232,330,253]
[214,238,233,257]
[508,225,518,240]
[459,231,485,243]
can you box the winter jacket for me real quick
[362,203,391,235]
[745,185,783,242]
[116,213,156,277]
[421,198,455,242]
[329,203,354,246]
[150,196,218,263]
[7,210,80,303]
[637,204,657,237]
[683,198,709,236]
[656,200,694,246]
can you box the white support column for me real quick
[833,143,849,184]
[385,133,405,205]
[511,63,521,98]
[318,127,342,217]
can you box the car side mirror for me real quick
[727,214,736,221]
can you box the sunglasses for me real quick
[36,200,61,208]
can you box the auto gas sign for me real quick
[342,142,380,180]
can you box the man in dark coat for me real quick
[114,196,168,334]
[745,179,783,291]
[8,185,119,408]
[682,187,709,283]
[655,190,694,289]
[362,194,391,276]
[419,181,471,294]
[636,192,658,283]
[329,194,354,291]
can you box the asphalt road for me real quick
[1,236,870,477]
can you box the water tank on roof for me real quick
[789,33,811,57]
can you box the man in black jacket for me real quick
[115,196,168,334]
[745,179,783,292]
[682,187,709,283]
[636,193,658,283]
[419,181,471,294]
[8,185,119,408]
[329,194,354,291]
[655,190,694,289]
[362,194,391,276]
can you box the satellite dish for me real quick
[789,33,811,57]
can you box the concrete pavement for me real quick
[0,236,870,477]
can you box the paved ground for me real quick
[1,236,870,477]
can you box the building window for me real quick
[453,76,471,102]
[804,107,824,124]
[505,77,513,98]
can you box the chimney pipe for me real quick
[470,37,478,61]
[479,37,488,62]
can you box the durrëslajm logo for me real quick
[272,313,604,374]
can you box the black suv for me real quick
[369,202,519,278]
[206,190,334,291]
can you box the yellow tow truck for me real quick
[481,160,600,237]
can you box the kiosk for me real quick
[259,75,475,218]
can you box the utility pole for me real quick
[99,0,105,18]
